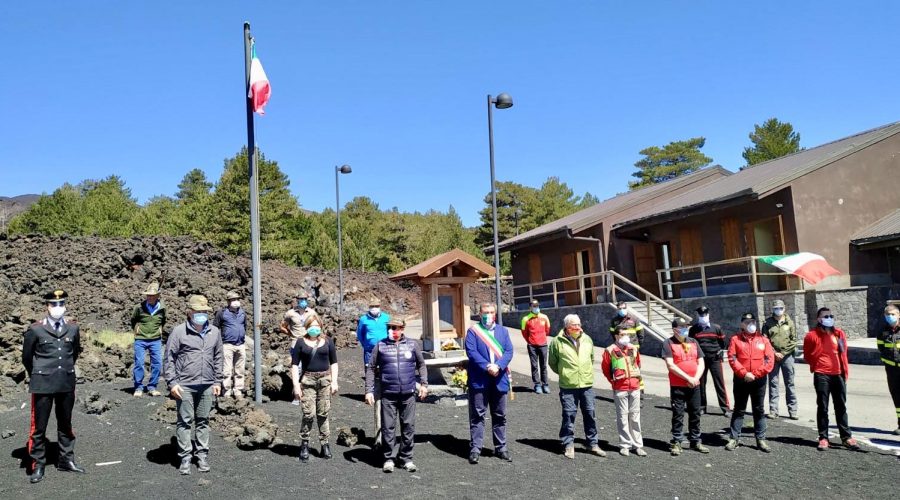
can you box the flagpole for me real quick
[243,21,264,404]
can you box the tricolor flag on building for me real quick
[758,253,840,285]
[248,43,271,115]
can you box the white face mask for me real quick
[617,335,631,347]
[230,300,241,309]
[369,307,381,316]
[746,323,758,334]
[49,306,66,320]
[699,315,710,326]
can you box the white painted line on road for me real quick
[95,460,122,466]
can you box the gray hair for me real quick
[479,302,497,312]
[563,314,581,327]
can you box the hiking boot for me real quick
[817,438,830,451]
[178,457,191,475]
[382,460,395,473]
[321,444,332,459]
[842,437,860,451]
[196,455,210,472]
[670,442,683,456]
[496,450,512,462]
[147,389,162,397]
[724,439,738,451]
[134,389,144,398]
[402,461,418,472]
[690,442,710,454]
[757,440,771,453]
[589,445,606,458]
[563,445,575,459]
[619,448,630,457]
[634,448,648,457]
[299,441,310,462]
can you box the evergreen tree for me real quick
[742,118,801,167]
[629,137,712,190]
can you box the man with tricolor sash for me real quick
[878,304,900,435]
[464,303,514,464]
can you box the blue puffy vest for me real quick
[375,338,418,395]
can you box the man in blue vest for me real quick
[365,318,428,473]
[465,302,514,464]
[213,291,248,399]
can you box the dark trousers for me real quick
[886,366,900,427]
[27,392,76,469]
[559,387,598,447]
[670,386,702,444]
[814,373,851,440]
[381,393,416,462]
[468,386,508,453]
[527,344,549,386]
[730,377,767,440]
[700,356,730,411]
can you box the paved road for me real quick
[406,319,900,454]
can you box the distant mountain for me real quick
[0,194,41,219]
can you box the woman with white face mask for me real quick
[725,313,775,453]
[601,325,645,457]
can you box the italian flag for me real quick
[248,44,271,115]
[758,253,840,285]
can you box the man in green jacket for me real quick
[130,282,167,397]
[549,314,606,459]
[762,299,798,420]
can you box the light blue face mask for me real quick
[617,309,627,317]
[192,313,209,325]
[307,327,322,337]
[820,317,835,328]
[298,300,308,309]
[531,307,540,314]
[885,314,898,326]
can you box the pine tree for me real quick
[742,118,801,167]
[629,137,712,190]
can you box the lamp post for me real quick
[487,93,513,326]
[335,164,352,315]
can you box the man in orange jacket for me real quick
[803,307,860,451]
[725,313,774,452]
[521,299,551,394]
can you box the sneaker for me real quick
[542,384,550,394]
[619,448,629,457]
[148,389,162,397]
[178,457,191,475]
[196,455,210,472]
[766,413,778,420]
[788,413,799,420]
[724,439,738,451]
[670,442,682,456]
[534,385,543,394]
[589,445,606,458]
[402,461,418,472]
[634,448,648,457]
[817,438,830,451]
[382,460,395,473]
[563,445,575,459]
[757,440,771,453]
[291,399,300,406]
[842,437,860,451]
[134,389,144,398]
[690,443,710,454]
[721,408,732,418]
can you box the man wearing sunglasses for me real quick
[802,307,859,451]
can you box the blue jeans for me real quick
[133,339,162,391]
[559,387,598,447]
[768,354,797,415]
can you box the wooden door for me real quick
[633,243,659,296]
[561,253,580,306]
[745,215,786,291]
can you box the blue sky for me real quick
[3,1,899,226]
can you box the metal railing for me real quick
[655,256,805,300]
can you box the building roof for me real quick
[495,166,731,252]
[851,209,900,247]
[389,249,495,281]
[614,121,900,231]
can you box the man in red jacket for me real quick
[803,307,860,451]
[725,313,774,452]
[520,299,551,394]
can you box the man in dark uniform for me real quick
[688,305,731,416]
[22,290,86,484]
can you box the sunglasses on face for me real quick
[48,300,65,307]
[821,315,834,319]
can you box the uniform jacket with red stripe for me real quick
[728,331,774,379]
[22,318,81,394]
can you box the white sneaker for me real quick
[619,448,630,457]
[402,461,418,472]
[291,399,300,406]
[382,460,395,473]
[134,390,144,398]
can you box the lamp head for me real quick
[493,93,514,109]
[337,164,352,174]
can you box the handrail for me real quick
[607,270,691,321]
[655,254,804,299]
[511,270,608,291]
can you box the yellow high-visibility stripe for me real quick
[882,358,898,366]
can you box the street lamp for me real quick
[335,164,352,314]
[487,92,513,326]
